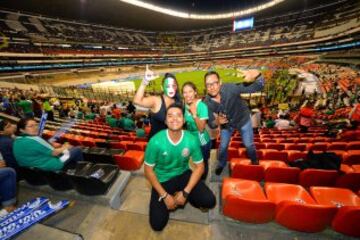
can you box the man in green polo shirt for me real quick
[144,103,216,231]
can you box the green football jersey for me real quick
[144,129,203,183]
[184,100,210,146]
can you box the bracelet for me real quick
[158,192,168,202]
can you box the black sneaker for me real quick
[215,166,224,176]
[251,160,259,165]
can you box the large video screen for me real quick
[233,17,254,32]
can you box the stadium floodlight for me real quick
[117,0,285,20]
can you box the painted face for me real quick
[163,77,177,98]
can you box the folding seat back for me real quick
[346,141,360,150]
[328,142,347,151]
[335,172,360,192]
[67,162,119,195]
[113,150,144,171]
[299,169,339,188]
[287,151,307,162]
[222,178,276,223]
[285,144,306,151]
[266,143,284,151]
[263,150,288,162]
[332,206,360,237]
[44,171,73,191]
[264,167,300,184]
[231,160,264,181]
[254,143,266,150]
[310,187,360,207]
[265,183,337,232]
[343,150,360,165]
[307,143,328,151]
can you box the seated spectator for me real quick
[274,114,293,130]
[0,119,18,169]
[119,113,135,131]
[298,102,315,133]
[0,167,16,216]
[263,116,275,128]
[17,96,33,118]
[106,113,118,128]
[13,118,83,171]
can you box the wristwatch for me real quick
[182,190,189,199]
[158,192,168,202]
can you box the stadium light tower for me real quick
[117,0,286,20]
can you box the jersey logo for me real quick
[181,148,190,157]
[162,152,168,156]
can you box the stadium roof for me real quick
[0,0,351,31]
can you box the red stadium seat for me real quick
[343,150,360,165]
[285,144,307,151]
[310,186,360,207]
[266,143,285,151]
[265,183,337,232]
[327,142,347,151]
[262,150,288,162]
[127,142,147,151]
[264,167,300,184]
[113,150,144,171]
[222,178,276,223]
[299,169,339,188]
[287,151,307,162]
[332,206,360,237]
[335,172,360,192]
[230,159,264,181]
[346,141,360,150]
[307,143,328,151]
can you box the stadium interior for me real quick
[0,0,359,239]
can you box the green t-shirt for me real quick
[107,117,118,128]
[85,113,96,120]
[136,128,146,138]
[17,100,33,114]
[120,117,135,131]
[184,100,210,146]
[144,130,203,183]
[43,101,52,112]
[13,135,64,171]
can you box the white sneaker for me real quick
[0,209,9,219]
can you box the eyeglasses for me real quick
[206,81,219,88]
[26,124,38,128]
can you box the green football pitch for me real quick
[132,68,245,94]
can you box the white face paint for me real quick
[163,77,177,98]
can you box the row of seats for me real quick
[222,178,360,237]
[20,162,119,195]
[231,148,360,165]
[229,159,360,192]
[229,141,360,151]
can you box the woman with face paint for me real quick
[182,82,211,180]
[133,65,181,139]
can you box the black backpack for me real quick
[289,151,341,170]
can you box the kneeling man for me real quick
[144,103,216,231]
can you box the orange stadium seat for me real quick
[299,169,339,188]
[343,150,360,165]
[230,159,264,181]
[310,187,360,237]
[222,178,276,223]
[265,183,337,232]
[262,150,288,162]
[113,150,144,171]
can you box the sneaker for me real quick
[215,166,224,176]
[251,160,259,165]
[0,209,9,219]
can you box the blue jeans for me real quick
[63,147,84,169]
[0,168,16,207]
[217,118,257,168]
[200,141,212,180]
